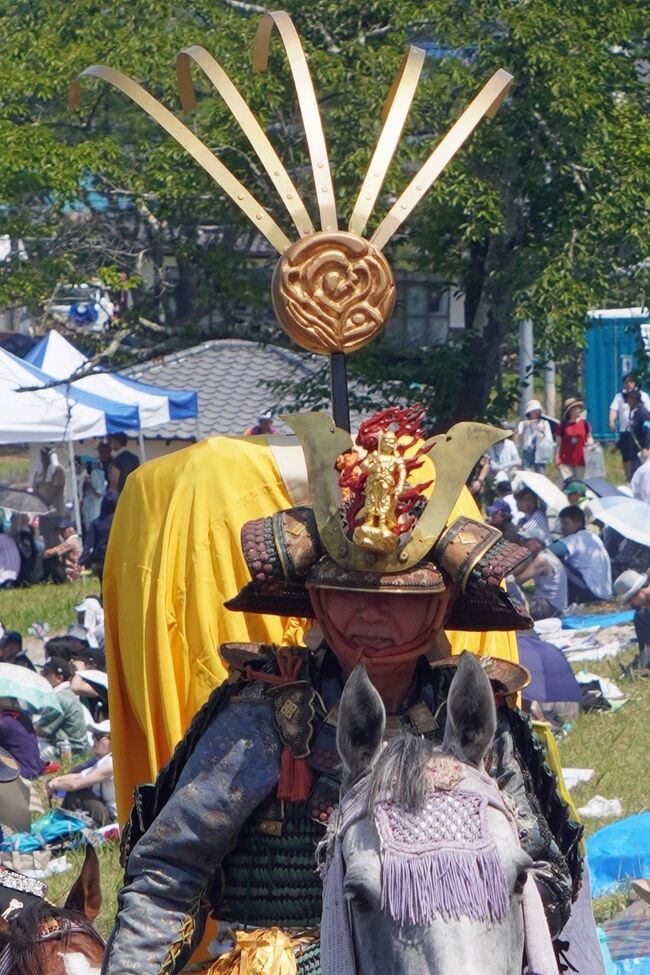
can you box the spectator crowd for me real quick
[0,433,138,589]
[0,596,115,836]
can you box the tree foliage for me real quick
[0,0,647,413]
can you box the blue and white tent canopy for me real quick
[0,346,141,442]
[26,331,198,429]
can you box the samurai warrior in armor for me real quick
[102,407,591,975]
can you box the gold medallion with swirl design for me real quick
[272,231,396,354]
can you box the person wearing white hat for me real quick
[614,570,650,667]
[74,597,104,648]
[45,719,116,825]
[244,409,277,436]
[517,399,554,473]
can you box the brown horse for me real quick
[0,845,105,975]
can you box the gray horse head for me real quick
[321,653,537,975]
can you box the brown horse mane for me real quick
[0,903,100,975]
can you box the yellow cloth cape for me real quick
[104,435,518,822]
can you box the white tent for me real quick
[0,346,141,529]
[26,331,198,434]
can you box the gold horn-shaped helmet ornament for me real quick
[282,411,510,573]
[69,12,512,357]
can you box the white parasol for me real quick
[587,496,650,547]
[511,471,567,513]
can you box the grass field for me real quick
[0,579,647,937]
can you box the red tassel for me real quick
[277,748,314,803]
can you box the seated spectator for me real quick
[0,698,43,779]
[0,746,31,834]
[0,631,36,672]
[614,569,650,666]
[74,596,104,648]
[630,449,650,504]
[80,490,117,582]
[69,644,107,674]
[71,670,108,723]
[0,524,20,589]
[549,505,612,603]
[485,499,522,544]
[564,480,588,509]
[35,658,89,761]
[43,636,79,664]
[486,434,521,482]
[493,471,518,519]
[43,519,82,584]
[514,486,551,543]
[46,720,116,826]
[513,526,568,619]
[16,526,43,586]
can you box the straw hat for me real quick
[562,396,584,418]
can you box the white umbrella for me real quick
[511,471,567,512]
[587,496,650,547]
[0,663,63,712]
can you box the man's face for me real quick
[92,733,111,757]
[629,586,650,609]
[567,492,582,506]
[258,418,272,433]
[0,641,19,663]
[309,586,455,672]
[487,510,506,528]
[516,491,537,515]
[623,377,636,393]
[97,444,111,463]
[560,516,580,537]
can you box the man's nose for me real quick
[356,600,387,623]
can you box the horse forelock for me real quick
[4,904,102,975]
[367,734,465,813]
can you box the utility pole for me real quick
[519,320,534,417]
[543,360,556,418]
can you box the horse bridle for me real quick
[0,913,106,975]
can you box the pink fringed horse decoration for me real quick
[0,845,105,975]
[320,654,560,975]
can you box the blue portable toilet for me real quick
[584,307,650,440]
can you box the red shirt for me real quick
[558,418,591,466]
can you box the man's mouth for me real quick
[349,635,394,650]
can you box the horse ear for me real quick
[443,651,496,768]
[64,844,102,922]
[337,665,385,794]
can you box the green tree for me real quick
[0,0,647,413]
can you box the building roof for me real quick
[124,338,317,440]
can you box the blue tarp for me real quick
[588,813,650,897]
[11,349,141,434]
[562,610,635,630]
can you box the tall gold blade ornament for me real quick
[252,11,337,233]
[68,66,291,255]
[348,46,426,237]
[71,10,513,403]
[176,46,315,238]
[371,68,513,251]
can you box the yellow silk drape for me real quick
[104,436,518,822]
